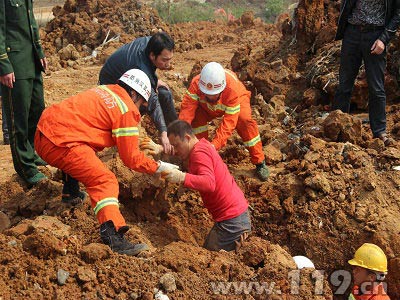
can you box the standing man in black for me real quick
[333,0,400,146]
[0,0,48,185]
[99,32,177,154]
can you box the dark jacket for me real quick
[335,0,400,45]
[99,36,167,133]
[0,0,45,79]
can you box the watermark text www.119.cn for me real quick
[210,270,388,295]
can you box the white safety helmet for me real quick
[199,62,226,95]
[293,256,315,269]
[119,69,152,101]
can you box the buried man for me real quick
[144,120,252,251]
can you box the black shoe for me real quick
[375,133,394,147]
[3,136,9,145]
[61,191,87,205]
[62,172,80,198]
[100,220,149,256]
[255,160,270,181]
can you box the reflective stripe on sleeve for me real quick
[112,127,139,138]
[193,124,208,135]
[224,104,240,115]
[186,90,200,101]
[98,85,128,114]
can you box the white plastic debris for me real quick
[293,256,315,269]
[393,166,400,171]
[283,115,291,125]
[318,220,323,229]
[154,290,170,300]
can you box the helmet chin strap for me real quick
[131,91,139,103]
[374,271,386,281]
[205,94,221,103]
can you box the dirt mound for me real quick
[231,0,400,115]
[169,12,280,53]
[42,0,167,69]
[0,151,335,299]
[224,1,400,297]
[1,85,400,299]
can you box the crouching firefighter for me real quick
[179,62,270,181]
[34,69,179,256]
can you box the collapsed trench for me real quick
[118,177,213,249]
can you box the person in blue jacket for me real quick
[99,32,177,154]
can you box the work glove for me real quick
[156,161,179,173]
[140,137,163,155]
[161,169,186,184]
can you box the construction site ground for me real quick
[0,0,399,299]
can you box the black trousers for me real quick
[1,89,8,140]
[333,24,387,137]
[158,86,177,125]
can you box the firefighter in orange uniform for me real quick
[179,62,269,181]
[34,69,178,256]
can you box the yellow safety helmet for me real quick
[348,243,388,273]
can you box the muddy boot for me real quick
[61,172,86,205]
[255,160,270,181]
[100,220,149,256]
[62,191,88,205]
[376,133,395,147]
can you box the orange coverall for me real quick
[350,283,391,300]
[179,70,265,164]
[35,85,158,229]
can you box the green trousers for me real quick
[1,71,45,183]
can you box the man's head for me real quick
[199,62,226,102]
[146,32,174,70]
[118,69,151,109]
[167,120,198,160]
[348,243,388,286]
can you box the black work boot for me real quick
[3,135,9,145]
[61,172,86,205]
[255,160,270,181]
[100,220,149,256]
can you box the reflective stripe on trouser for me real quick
[191,106,211,140]
[2,73,45,181]
[34,131,126,229]
[236,97,264,164]
[191,97,265,164]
